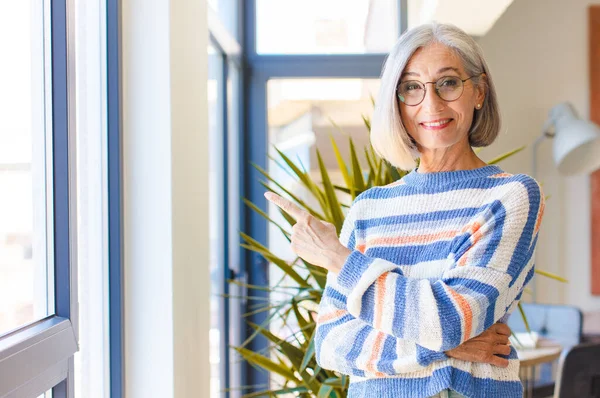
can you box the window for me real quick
[265,78,380,391]
[407,0,514,36]
[208,0,240,40]
[266,78,380,200]
[0,0,54,339]
[73,0,112,396]
[256,0,398,54]
[208,1,243,396]
[242,2,388,393]
[208,42,225,398]
[0,0,79,396]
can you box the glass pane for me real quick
[256,0,398,54]
[73,0,110,394]
[208,0,238,40]
[0,0,53,336]
[407,0,514,36]
[208,43,224,398]
[37,389,52,398]
[265,78,379,390]
[226,62,243,395]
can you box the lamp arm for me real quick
[532,132,549,182]
[530,129,552,302]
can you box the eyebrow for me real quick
[400,66,461,79]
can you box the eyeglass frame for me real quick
[395,74,482,106]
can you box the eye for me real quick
[438,77,460,87]
[399,81,423,92]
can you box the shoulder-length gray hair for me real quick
[370,22,501,171]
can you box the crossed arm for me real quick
[314,178,544,376]
[315,271,512,377]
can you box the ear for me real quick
[475,73,487,105]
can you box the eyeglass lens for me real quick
[397,76,465,105]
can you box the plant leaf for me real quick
[253,163,327,220]
[248,321,322,394]
[239,234,309,288]
[329,134,353,194]
[361,114,371,132]
[234,346,299,382]
[317,384,335,398]
[243,197,290,238]
[273,147,326,209]
[534,269,568,283]
[348,138,365,192]
[517,302,532,334]
[241,386,309,398]
[316,149,344,232]
[292,299,312,341]
[487,146,526,164]
[300,334,316,373]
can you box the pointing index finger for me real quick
[264,192,307,220]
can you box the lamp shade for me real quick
[548,102,600,175]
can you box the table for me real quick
[517,342,562,398]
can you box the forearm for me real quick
[315,278,449,376]
[335,249,529,352]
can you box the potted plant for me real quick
[230,116,566,397]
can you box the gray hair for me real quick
[370,22,501,171]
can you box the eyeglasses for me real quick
[396,75,479,106]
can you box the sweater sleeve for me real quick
[314,198,448,377]
[335,176,546,352]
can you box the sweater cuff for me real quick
[416,345,449,366]
[336,250,374,290]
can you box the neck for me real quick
[416,145,486,173]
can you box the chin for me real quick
[418,138,460,150]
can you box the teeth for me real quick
[423,119,450,127]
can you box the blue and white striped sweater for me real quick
[314,165,545,398]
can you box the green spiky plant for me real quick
[230,115,567,398]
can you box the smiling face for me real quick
[398,42,486,157]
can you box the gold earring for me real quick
[476,104,481,109]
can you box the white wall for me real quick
[478,0,600,311]
[122,0,210,396]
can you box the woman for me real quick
[265,22,545,398]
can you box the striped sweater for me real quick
[314,165,545,398]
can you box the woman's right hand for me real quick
[444,322,512,367]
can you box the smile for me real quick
[420,119,453,129]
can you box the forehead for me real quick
[403,43,465,77]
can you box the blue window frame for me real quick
[107,0,124,397]
[237,1,406,395]
[103,1,407,397]
[209,1,244,394]
[0,0,79,396]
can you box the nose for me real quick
[421,83,445,113]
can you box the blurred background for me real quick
[1,0,599,397]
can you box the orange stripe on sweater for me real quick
[366,332,385,374]
[368,230,457,246]
[534,199,545,234]
[374,274,387,329]
[458,250,469,266]
[461,221,481,235]
[317,309,346,324]
[489,173,513,178]
[447,287,473,342]
[457,221,483,266]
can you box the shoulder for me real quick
[499,173,543,203]
[349,184,397,205]
[487,173,545,224]
[484,171,543,203]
